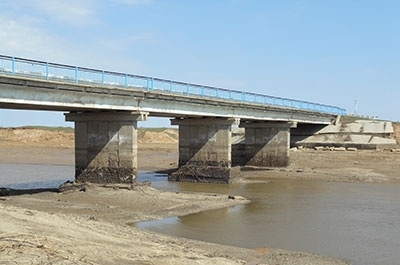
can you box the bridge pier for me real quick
[240,121,294,167]
[65,111,147,184]
[169,117,237,183]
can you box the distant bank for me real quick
[1,116,398,150]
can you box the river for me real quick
[1,164,399,265]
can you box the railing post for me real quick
[186,83,189,94]
[169,81,172,92]
[125,74,128,87]
[201,86,204,96]
[75,66,78,83]
[46,62,49,80]
[146,77,154,90]
[216,88,219,98]
[11,57,15,76]
[102,71,105,85]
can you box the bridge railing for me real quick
[0,55,346,115]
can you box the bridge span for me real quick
[0,55,345,183]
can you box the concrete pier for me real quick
[240,121,294,167]
[65,111,147,184]
[169,117,237,183]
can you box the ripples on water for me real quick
[138,173,400,265]
[1,165,399,265]
[0,162,74,189]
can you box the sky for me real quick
[0,0,399,127]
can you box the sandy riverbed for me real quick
[2,127,399,264]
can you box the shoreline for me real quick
[2,145,399,184]
[0,184,349,265]
[0,146,354,264]
[0,126,398,183]
[2,128,399,264]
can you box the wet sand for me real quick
[0,186,348,265]
[2,128,399,264]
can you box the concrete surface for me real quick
[169,118,235,183]
[240,121,292,167]
[291,120,397,150]
[65,112,147,183]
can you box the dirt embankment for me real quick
[0,127,179,148]
[0,127,75,148]
[393,122,400,145]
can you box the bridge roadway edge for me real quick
[0,75,336,124]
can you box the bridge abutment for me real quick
[169,117,237,183]
[240,121,294,167]
[65,111,147,184]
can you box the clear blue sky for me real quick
[0,0,399,127]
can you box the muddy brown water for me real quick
[140,173,400,265]
[1,164,400,265]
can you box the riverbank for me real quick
[0,179,349,264]
[238,148,400,183]
[1,126,399,183]
[0,185,253,265]
[0,187,348,265]
[3,127,399,264]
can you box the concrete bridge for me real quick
[0,55,346,183]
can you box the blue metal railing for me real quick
[0,55,346,115]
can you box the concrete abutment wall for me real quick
[291,119,397,150]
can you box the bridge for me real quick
[0,55,345,183]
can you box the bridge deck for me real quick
[0,55,345,124]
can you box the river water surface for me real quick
[1,164,399,265]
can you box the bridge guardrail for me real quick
[0,55,346,115]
